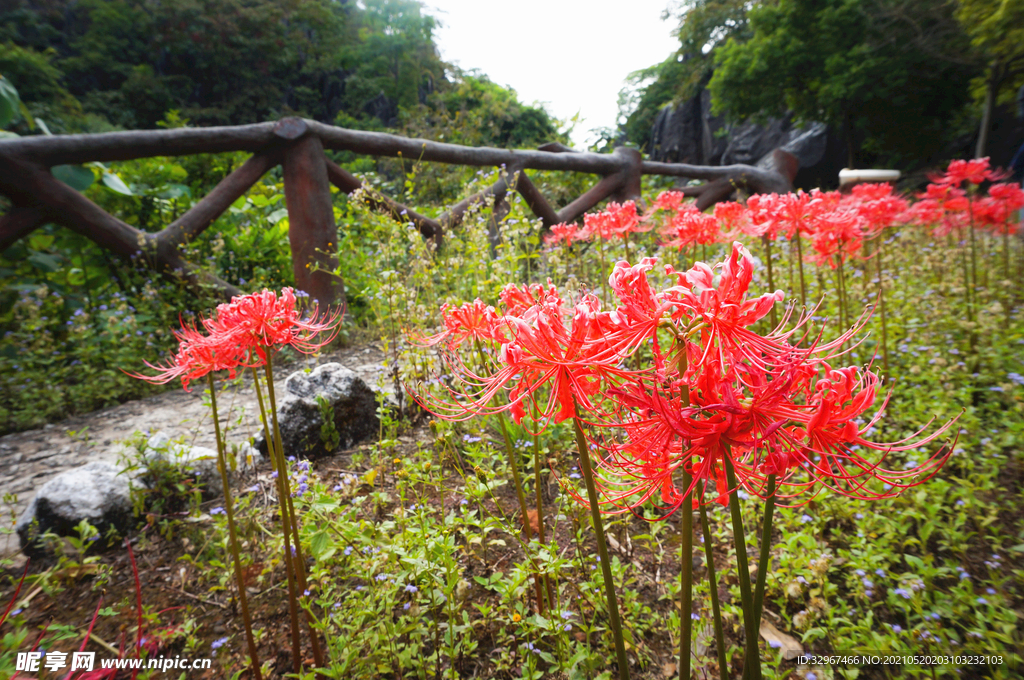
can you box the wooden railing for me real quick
[0,117,796,306]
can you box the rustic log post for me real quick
[609,146,644,206]
[280,126,344,309]
[0,205,46,252]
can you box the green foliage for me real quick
[117,432,205,523]
[0,0,560,140]
[708,0,979,166]
[621,0,751,150]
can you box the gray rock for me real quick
[16,462,133,556]
[647,77,841,189]
[255,363,379,460]
[139,431,222,498]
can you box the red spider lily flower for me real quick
[713,200,751,237]
[975,182,1024,234]
[846,183,908,237]
[420,290,636,427]
[499,280,563,317]
[544,222,581,247]
[206,287,340,359]
[905,183,970,237]
[807,207,864,267]
[662,243,787,367]
[416,298,506,348]
[935,157,1004,187]
[660,206,720,250]
[579,201,642,241]
[131,321,250,391]
[651,190,687,213]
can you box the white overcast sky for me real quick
[424,0,680,149]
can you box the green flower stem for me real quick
[532,418,555,609]
[495,411,544,613]
[795,234,807,308]
[875,240,890,376]
[751,475,776,629]
[723,452,760,680]
[763,235,777,329]
[250,367,302,675]
[572,407,629,680]
[263,354,326,670]
[680,471,693,680]
[698,482,729,680]
[207,374,263,680]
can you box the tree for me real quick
[621,0,751,151]
[708,0,979,168]
[956,0,1024,157]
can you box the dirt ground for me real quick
[0,344,390,558]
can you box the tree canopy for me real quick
[708,0,979,166]
[623,0,990,170]
[0,0,560,148]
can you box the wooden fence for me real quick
[0,117,797,306]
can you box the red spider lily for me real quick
[131,321,250,391]
[713,200,752,237]
[206,287,340,359]
[415,298,506,348]
[499,280,563,317]
[578,201,643,241]
[905,183,970,237]
[746,193,787,240]
[134,288,339,389]
[847,183,908,237]
[420,289,638,427]
[660,205,720,250]
[976,182,1024,234]
[661,243,788,368]
[544,222,581,247]
[934,156,1004,187]
[650,190,687,213]
[807,206,864,267]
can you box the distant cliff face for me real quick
[648,88,846,190]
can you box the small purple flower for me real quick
[405,584,418,593]
[211,637,228,650]
[976,597,988,605]
[210,507,225,516]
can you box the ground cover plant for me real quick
[1,157,1023,680]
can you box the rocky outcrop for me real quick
[648,85,844,189]
[255,362,380,460]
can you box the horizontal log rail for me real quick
[0,117,798,307]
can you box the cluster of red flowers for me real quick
[419,243,954,512]
[135,288,339,389]
[544,200,649,246]
[905,157,1024,237]
[544,157,1021,267]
